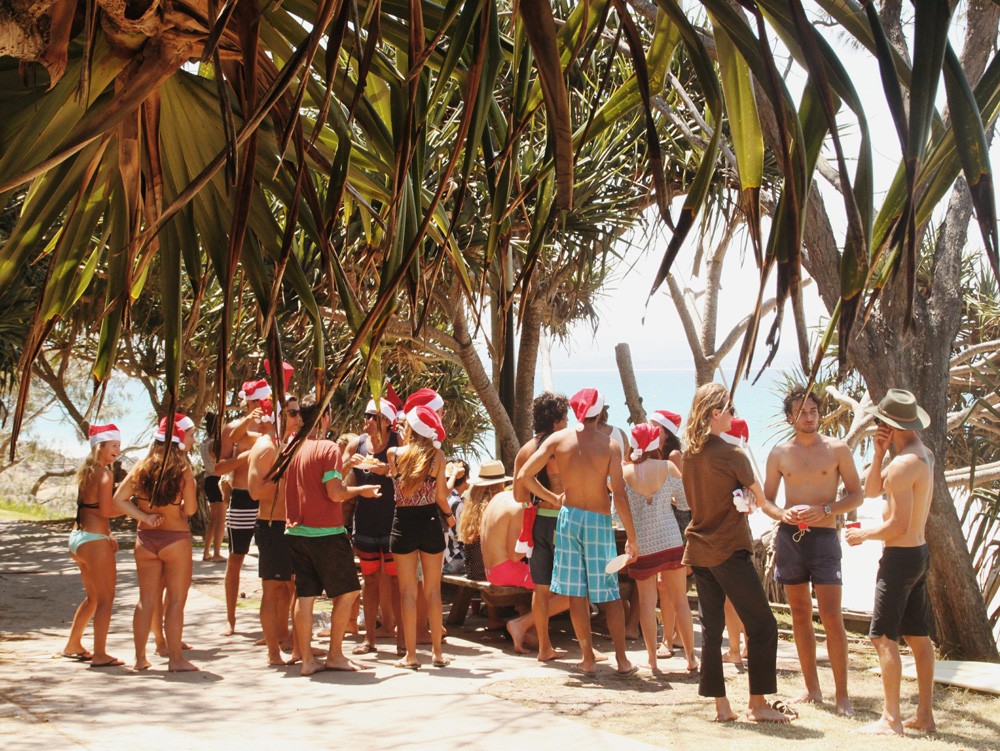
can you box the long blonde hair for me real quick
[396,426,436,497]
[458,484,494,544]
[683,383,729,455]
[76,445,108,493]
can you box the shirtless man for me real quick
[517,388,638,676]
[846,389,936,736]
[248,396,303,665]
[762,386,862,716]
[216,379,271,636]
[512,392,571,661]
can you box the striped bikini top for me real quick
[394,478,437,508]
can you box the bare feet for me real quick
[316,627,331,638]
[220,622,235,637]
[211,554,226,562]
[835,697,855,717]
[374,627,395,638]
[790,688,823,704]
[300,660,328,677]
[593,650,609,663]
[254,638,267,647]
[624,629,640,640]
[537,647,567,662]
[416,631,433,645]
[745,703,792,724]
[133,659,151,671]
[858,718,903,735]
[324,657,370,672]
[167,658,200,672]
[722,651,744,668]
[714,698,738,723]
[903,715,936,733]
[656,643,673,659]
[506,619,533,655]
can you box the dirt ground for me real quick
[2,516,998,751]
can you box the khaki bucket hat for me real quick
[864,389,930,431]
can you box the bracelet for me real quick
[444,512,454,518]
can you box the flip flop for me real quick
[90,658,125,668]
[56,651,92,662]
[770,700,799,720]
[656,647,673,659]
[394,660,420,671]
[431,658,450,668]
[616,665,640,676]
[570,664,596,677]
[352,643,377,655]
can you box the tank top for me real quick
[353,432,398,535]
[625,474,684,556]
[394,477,437,508]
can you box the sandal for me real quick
[352,643,377,655]
[432,658,450,668]
[394,660,420,671]
[770,700,799,720]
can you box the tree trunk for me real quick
[615,343,646,426]
[514,288,543,444]
[450,293,520,468]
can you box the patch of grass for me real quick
[0,497,62,521]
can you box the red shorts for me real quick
[356,547,397,577]
[486,559,534,590]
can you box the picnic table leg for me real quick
[447,586,474,626]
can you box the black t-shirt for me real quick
[352,431,399,539]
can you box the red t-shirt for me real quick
[285,439,344,528]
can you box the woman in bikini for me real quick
[63,424,125,667]
[387,406,454,670]
[113,423,198,671]
[622,423,697,673]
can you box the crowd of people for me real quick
[63,372,938,735]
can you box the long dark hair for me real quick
[132,443,190,507]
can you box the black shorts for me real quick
[774,523,842,585]
[529,512,558,586]
[286,533,360,599]
[870,544,931,640]
[226,488,258,555]
[205,475,223,503]
[255,520,294,581]
[389,505,446,555]
[672,507,692,539]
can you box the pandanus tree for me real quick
[2,1,999,657]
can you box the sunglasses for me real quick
[364,412,379,419]
[286,409,300,417]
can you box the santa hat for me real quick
[570,388,604,423]
[154,417,185,445]
[404,388,444,415]
[627,423,661,462]
[366,396,397,422]
[241,379,271,402]
[259,397,274,423]
[406,405,446,448]
[88,423,121,447]
[721,417,750,447]
[385,383,404,420]
[515,505,538,558]
[263,359,295,391]
[649,409,682,436]
[175,413,195,431]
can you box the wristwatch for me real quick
[823,504,832,516]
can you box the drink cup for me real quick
[846,521,861,529]
[732,488,750,513]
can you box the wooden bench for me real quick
[441,573,533,626]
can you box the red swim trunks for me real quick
[486,559,534,590]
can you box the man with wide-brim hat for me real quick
[846,388,936,736]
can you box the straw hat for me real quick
[471,459,511,487]
[864,389,930,431]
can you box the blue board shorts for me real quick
[550,505,620,604]
[773,523,842,585]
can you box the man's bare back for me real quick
[533,426,615,513]
[481,490,522,570]
[248,435,284,520]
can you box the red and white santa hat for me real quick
[175,413,195,431]
[154,417,185,445]
[88,423,121,447]
[649,409,682,436]
[366,396,397,422]
[404,387,444,415]
[627,423,661,462]
[240,378,271,402]
[721,417,750,447]
[570,388,604,423]
[385,383,405,421]
[406,405,446,448]
[262,359,295,390]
